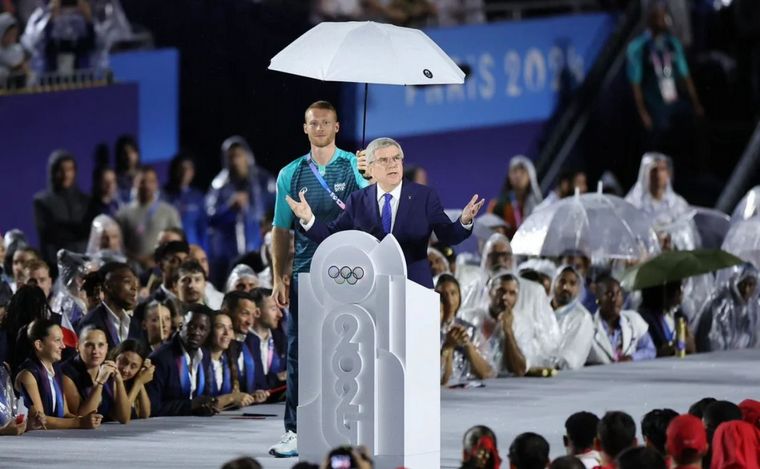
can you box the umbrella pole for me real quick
[362,82,368,148]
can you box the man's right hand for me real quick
[499,310,514,334]
[272,275,290,308]
[285,192,313,223]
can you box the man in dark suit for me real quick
[286,137,484,288]
[221,291,268,392]
[77,262,141,349]
[146,304,217,416]
[249,288,286,390]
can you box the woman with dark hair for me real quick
[3,285,56,375]
[162,153,208,249]
[109,339,153,419]
[203,311,267,409]
[486,156,543,238]
[62,327,131,424]
[14,318,102,430]
[114,135,140,203]
[437,274,493,386]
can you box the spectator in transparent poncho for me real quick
[625,153,693,231]
[459,232,513,310]
[487,156,543,238]
[50,249,92,330]
[460,272,562,375]
[550,265,593,370]
[225,264,259,294]
[0,363,25,435]
[696,263,760,352]
[437,274,492,386]
[86,214,123,256]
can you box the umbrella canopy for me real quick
[691,206,730,249]
[722,216,760,268]
[510,192,660,261]
[269,21,465,85]
[620,249,744,291]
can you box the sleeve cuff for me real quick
[461,219,473,230]
[300,215,316,231]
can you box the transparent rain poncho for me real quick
[225,264,259,293]
[50,249,93,327]
[731,186,760,224]
[86,214,125,256]
[697,263,760,352]
[459,271,561,373]
[625,152,693,229]
[0,365,17,428]
[458,233,512,310]
[549,265,594,370]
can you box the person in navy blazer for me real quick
[76,263,142,349]
[146,304,217,416]
[286,137,484,288]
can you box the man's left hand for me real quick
[461,194,485,225]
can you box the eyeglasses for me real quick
[372,155,403,167]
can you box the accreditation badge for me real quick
[659,76,678,103]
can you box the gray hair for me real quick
[365,137,404,165]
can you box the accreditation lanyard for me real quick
[306,154,346,210]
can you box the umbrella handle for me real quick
[362,82,368,148]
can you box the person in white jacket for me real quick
[587,275,656,365]
[550,265,593,370]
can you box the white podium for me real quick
[298,231,440,468]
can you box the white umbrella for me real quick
[269,21,465,144]
[510,192,660,261]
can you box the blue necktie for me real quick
[381,192,393,234]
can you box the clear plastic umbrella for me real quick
[691,207,730,249]
[722,216,760,268]
[510,190,660,261]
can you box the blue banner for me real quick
[344,13,616,140]
[111,49,179,163]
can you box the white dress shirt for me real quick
[181,344,204,397]
[211,358,223,393]
[252,330,272,375]
[46,367,57,411]
[104,302,132,344]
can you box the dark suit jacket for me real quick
[76,303,143,350]
[302,181,471,288]
[146,335,202,416]
[243,330,286,390]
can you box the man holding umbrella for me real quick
[269,100,369,458]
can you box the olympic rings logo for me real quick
[327,265,365,285]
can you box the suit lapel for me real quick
[392,183,412,236]
[593,314,615,361]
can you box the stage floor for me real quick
[2,349,759,468]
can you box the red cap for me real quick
[666,414,708,459]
